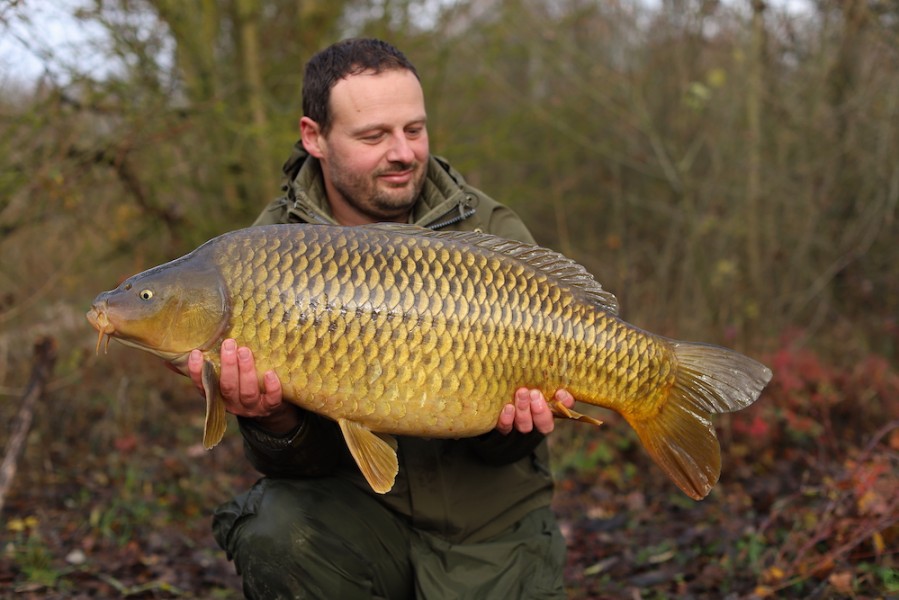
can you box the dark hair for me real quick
[302,38,420,135]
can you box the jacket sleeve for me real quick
[237,410,347,478]
[468,429,547,465]
[483,203,536,245]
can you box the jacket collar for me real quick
[284,151,477,229]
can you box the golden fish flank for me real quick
[86,223,772,500]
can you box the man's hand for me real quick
[187,339,298,434]
[496,388,575,436]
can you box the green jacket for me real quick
[239,143,555,543]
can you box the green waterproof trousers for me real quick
[212,477,567,599]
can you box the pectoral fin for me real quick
[338,418,398,494]
[201,360,227,449]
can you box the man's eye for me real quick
[362,133,384,142]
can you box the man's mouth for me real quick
[377,162,418,185]
[379,169,414,185]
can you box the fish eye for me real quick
[139,289,154,300]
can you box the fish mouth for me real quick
[86,304,114,355]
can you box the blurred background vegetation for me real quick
[0,0,897,598]
[2,0,898,356]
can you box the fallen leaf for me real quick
[828,571,853,594]
[762,565,785,584]
[888,428,899,451]
[857,488,888,516]
[583,556,618,576]
[872,531,885,556]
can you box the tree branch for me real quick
[0,337,57,514]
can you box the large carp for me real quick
[87,223,771,499]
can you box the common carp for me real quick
[86,223,771,499]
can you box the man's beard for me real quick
[328,159,427,221]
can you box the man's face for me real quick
[304,69,429,225]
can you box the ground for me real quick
[0,345,897,598]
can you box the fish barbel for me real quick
[86,223,771,499]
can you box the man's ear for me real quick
[300,117,326,158]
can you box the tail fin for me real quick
[626,342,772,500]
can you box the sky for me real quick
[0,0,113,87]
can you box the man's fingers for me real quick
[496,388,575,435]
[188,340,285,419]
[260,371,283,411]
[237,346,260,407]
[188,349,205,392]
[530,392,555,435]
[555,388,575,409]
[514,388,534,434]
[218,339,240,399]
[496,404,514,435]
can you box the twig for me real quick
[770,419,899,591]
[0,337,57,514]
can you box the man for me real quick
[191,38,572,599]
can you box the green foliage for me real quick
[5,526,60,590]
[3,0,898,356]
[858,562,899,593]
[551,416,635,476]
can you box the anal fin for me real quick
[549,398,604,427]
[338,418,398,494]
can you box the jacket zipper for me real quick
[426,197,476,230]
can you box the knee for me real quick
[224,479,323,564]
[213,477,411,599]
[216,480,328,598]
[232,509,301,562]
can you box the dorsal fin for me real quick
[361,223,619,315]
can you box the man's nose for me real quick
[386,133,415,164]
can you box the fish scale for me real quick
[253,234,495,426]
[87,223,771,499]
[232,227,662,429]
